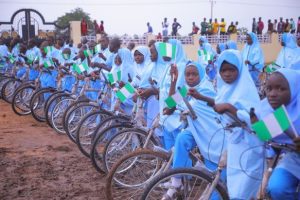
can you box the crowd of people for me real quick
[1,27,300,200]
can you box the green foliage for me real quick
[55,7,93,29]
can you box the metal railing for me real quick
[156,35,194,45]
[237,34,271,44]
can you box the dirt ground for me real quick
[0,100,106,200]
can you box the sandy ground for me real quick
[0,100,106,200]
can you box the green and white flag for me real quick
[94,44,101,53]
[198,49,213,61]
[116,83,136,102]
[44,59,54,68]
[164,86,188,109]
[84,49,94,57]
[158,42,176,59]
[252,105,292,141]
[72,60,89,74]
[62,53,70,60]
[8,55,16,63]
[44,46,53,54]
[265,62,281,73]
[107,70,121,84]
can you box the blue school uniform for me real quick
[131,46,151,87]
[39,56,57,88]
[60,54,76,92]
[216,50,265,199]
[172,62,226,170]
[226,40,238,50]
[256,69,300,199]
[276,33,300,68]
[198,37,216,67]
[241,32,264,87]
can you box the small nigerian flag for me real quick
[252,105,291,141]
[164,86,188,108]
[84,49,93,57]
[265,62,280,73]
[44,59,54,68]
[72,60,89,74]
[62,53,70,60]
[94,44,101,53]
[107,70,121,84]
[116,83,136,102]
[8,55,16,63]
[159,42,176,59]
[44,46,53,54]
[198,49,213,61]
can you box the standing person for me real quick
[273,19,278,33]
[234,21,238,33]
[162,18,169,37]
[189,22,199,36]
[200,18,208,35]
[257,17,264,35]
[212,18,219,35]
[290,18,296,33]
[241,32,264,87]
[99,20,105,34]
[146,22,153,34]
[267,19,274,34]
[219,18,226,35]
[207,18,213,35]
[93,20,99,34]
[227,22,235,34]
[81,18,88,36]
[284,18,291,33]
[277,17,285,34]
[171,18,182,37]
[297,17,300,34]
[252,18,257,34]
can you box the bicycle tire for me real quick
[141,167,229,200]
[11,84,36,115]
[0,77,12,99]
[103,127,158,173]
[75,109,112,157]
[1,78,22,103]
[105,148,170,200]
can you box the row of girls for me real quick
[1,32,300,199]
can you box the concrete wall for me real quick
[70,21,81,46]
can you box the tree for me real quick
[55,8,93,34]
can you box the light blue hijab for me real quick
[198,37,216,66]
[132,46,151,87]
[217,43,226,54]
[226,40,238,50]
[241,32,264,71]
[276,33,300,68]
[139,42,168,89]
[216,49,260,113]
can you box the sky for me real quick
[0,0,299,36]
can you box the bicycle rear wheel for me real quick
[11,84,35,115]
[141,168,229,200]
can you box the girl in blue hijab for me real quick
[226,40,238,50]
[131,46,151,87]
[162,61,227,198]
[198,36,216,67]
[193,50,265,199]
[241,32,264,88]
[276,33,300,68]
[255,68,300,199]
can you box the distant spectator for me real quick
[273,19,278,33]
[257,17,264,34]
[99,21,105,34]
[127,41,135,51]
[277,17,285,34]
[234,21,238,33]
[290,18,296,33]
[284,19,291,33]
[207,19,213,35]
[93,20,99,34]
[81,18,88,36]
[252,18,257,34]
[227,22,235,34]
[267,19,273,34]
[162,18,169,37]
[171,18,182,36]
[200,18,208,35]
[147,22,153,33]
[297,17,300,34]
[156,32,162,40]
[148,39,156,47]
[189,22,199,36]
[212,18,219,35]
[219,18,226,35]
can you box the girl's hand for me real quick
[213,103,229,114]
[119,81,125,88]
[188,88,202,99]
[293,137,300,152]
[163,107,175,115]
